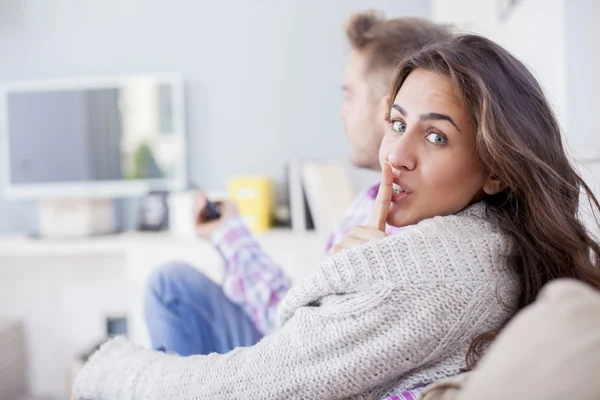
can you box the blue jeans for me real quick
[144,262,264,356]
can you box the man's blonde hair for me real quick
[345,11,451,91]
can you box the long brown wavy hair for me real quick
[389,34,600,367]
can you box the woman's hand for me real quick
[330,162,393,255]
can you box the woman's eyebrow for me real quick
[391,104,461,132]
[421,112,461,132]
[391,104,407,115]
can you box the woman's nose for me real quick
[386,134,417,172]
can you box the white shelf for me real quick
[0,229,323,257]
[0,228,325,398]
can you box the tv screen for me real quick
[1,75,186,198]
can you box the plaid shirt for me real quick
[212,183,418,399]
[383,390,424,400]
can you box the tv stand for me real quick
[38,198,116,238]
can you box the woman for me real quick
[73,34,600,400]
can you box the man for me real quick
[144,11,450,357]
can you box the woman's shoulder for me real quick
[308,202,509,290]
[379,202,511,284]
[393,202,504,249]
[278,203,513,325]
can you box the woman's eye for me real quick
[425,132,448,145]
[391,120,406,133]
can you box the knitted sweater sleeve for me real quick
[74,208,514,400]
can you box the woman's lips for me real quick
[391,178,412,204]
[391,190,410,204]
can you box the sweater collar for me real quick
[456,201,487,219]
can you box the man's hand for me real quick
[194,191,238,240]
[330,162,393,255]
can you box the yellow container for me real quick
[227,175,274,233]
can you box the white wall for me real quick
[430,0,500,39]
[432,0,600,162]
[432,0,569,131]
[499,0,569,145]
[0,0,430,233]
[498,0,600,186]
[565,0,600,232]
[565,0,600,161]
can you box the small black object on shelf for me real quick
[139,191,169,231]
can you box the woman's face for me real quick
[380,68,489,228]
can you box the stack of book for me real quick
[287,159,355,234]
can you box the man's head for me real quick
[340,11,450,170]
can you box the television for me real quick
[0,74,187,199]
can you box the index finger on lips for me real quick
[368,161,393,232]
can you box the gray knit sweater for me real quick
[74,203,518,400]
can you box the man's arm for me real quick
[192,191,291,335]
[211,216,290,335]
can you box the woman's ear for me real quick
[483,174,506,195]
